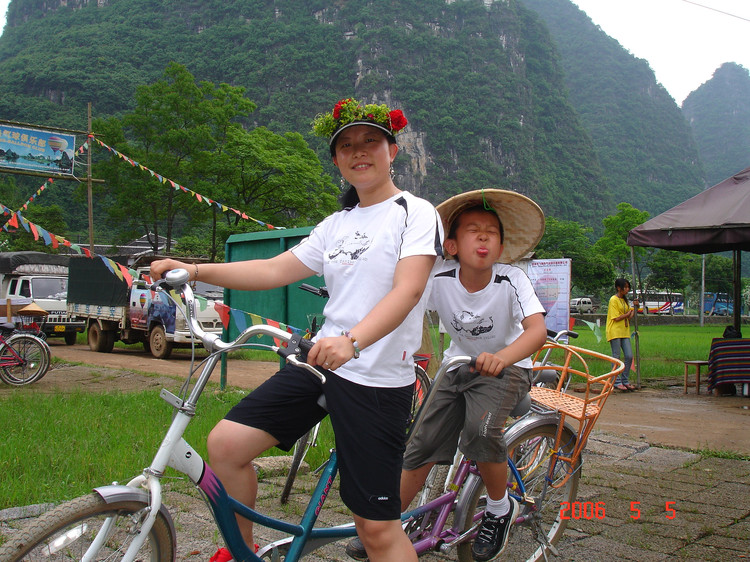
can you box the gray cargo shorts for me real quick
[403,363,532,467]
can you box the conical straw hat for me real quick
[18,302,49,317]
[436,188,545,264]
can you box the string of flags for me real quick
[17,178,53,212]
[91,136,285,231]
[1,135,303,338]
[0,203,303,336]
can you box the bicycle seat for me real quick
[510,393,531,417]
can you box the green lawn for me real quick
[0,324,732,509]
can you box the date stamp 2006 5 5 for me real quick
[559,501,677,520]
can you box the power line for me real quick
[680,0,750,23]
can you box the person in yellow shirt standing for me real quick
[606,278,637,391]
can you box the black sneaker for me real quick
[471,497,519,561]
[345,535,368,560]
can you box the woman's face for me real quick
[617,283,630,297]
[332,125,398,192]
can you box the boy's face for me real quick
[445,209,503,268]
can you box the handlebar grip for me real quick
[277,333,313,361]
[299,283,329,299]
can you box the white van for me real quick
[569,297,594,313]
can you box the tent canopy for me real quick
[627,166,750,333]
[627,166,750,254]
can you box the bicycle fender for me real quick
[453,471,484,528]
[93,484,177,554]
[502,413,575,450]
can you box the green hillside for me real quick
[682,62,750,186]
[521,0,705,214]
[0,0,706,243]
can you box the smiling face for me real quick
[332,124,398,203]
[444,208,504,272]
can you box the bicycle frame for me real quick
[84,271,593,562]
[0,335,25,368]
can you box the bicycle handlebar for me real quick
[547,328,578,340]
[154,269,327,383]
[299,283,329,299]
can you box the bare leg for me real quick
[354,516,417,562]
[476,461,508,500]
[400,463,435,510]
[207,419,279,547]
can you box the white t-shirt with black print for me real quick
[292,191,443,387]
[429,261,545,369]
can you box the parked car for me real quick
[570,297,595,314]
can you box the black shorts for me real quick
[225,364,413,520]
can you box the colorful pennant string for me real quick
[91,136,285,231]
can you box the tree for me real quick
[535,217,614,296]
[646,250,691,314]
[594,202,650,289]
[92,63,338,259]
[703,254,734,294]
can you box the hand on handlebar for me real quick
[150,259,194,281]
[306,335,356,371]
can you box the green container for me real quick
[224,226,327,342]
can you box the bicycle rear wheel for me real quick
[456,422,580,562]
[409,365,431,425]
[280,428,315,504]
[0,334,50,386]
[0,493,174,561]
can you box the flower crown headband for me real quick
[312,98,408,147]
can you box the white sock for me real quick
[485,492,510,517]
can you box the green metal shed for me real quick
[224,226,327,342]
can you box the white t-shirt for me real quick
[429,261,545,369]
[292,191,443,387]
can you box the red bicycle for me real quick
[0,323,51,386]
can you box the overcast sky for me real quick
[569,0,750,104]
[1,0,749,105]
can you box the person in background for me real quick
[606,278,637,391]
[152,97,443,562]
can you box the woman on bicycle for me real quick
[151,97,442,562]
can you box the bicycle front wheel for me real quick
[0,493,175,561]
[456,423,580,562]
[0,334,50,386]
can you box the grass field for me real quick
[0,323,734,509]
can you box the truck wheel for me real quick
[64,332,77,346]
[149,325,172,359]
[88,324,115,353]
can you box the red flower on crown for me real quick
[389,110,408,132]
[333,98,352,119]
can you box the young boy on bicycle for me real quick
[385,189,547,561]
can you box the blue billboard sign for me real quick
[0,124,76,175]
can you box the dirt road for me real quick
[20,340,750,455]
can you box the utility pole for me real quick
[87,102,94,252]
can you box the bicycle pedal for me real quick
[520,494,536,507]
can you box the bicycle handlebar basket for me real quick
[530,342,624,470]
[17,302,49,338]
